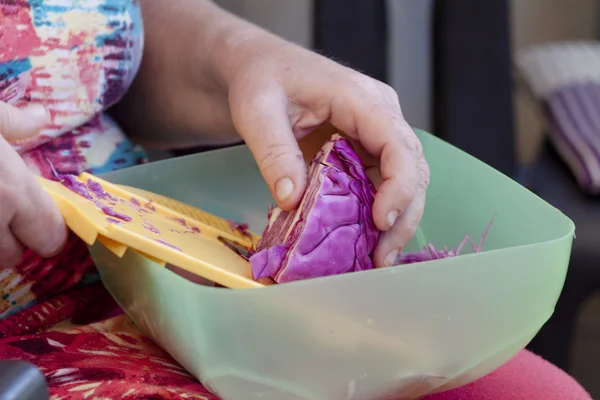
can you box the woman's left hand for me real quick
[220,36,430,268]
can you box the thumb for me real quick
[0,102,49,142]
[230,90,307,211]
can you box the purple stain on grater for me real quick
[143,219,161,235]
[155,238,182,252]
[145,201,156,211]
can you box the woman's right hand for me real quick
[0,102,68,268]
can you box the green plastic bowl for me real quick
[96,130,574,400]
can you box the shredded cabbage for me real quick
[396,216,495,264]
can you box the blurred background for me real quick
[165,0,600,396]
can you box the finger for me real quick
[373,132,422,230]
[360,117,422,232]
[0,138,67,257]
[373,171,428,268]
[10,179,68,258]
[0,175,23,268]
[0,228,24,269]
[230,87,307,210]
[329,83,425,232]
[0,102,49,142]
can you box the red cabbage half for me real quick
[249,134,379,283]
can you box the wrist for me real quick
[205,9,282,90]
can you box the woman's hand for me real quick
[0,103,67,268]
[115,0,429,268]
[219,36,430,268]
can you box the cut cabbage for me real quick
[250,134,379,283]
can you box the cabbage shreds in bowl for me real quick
[396,216,495,264]
[248,134,495,284]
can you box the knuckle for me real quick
[403,219,420,240]
[231,86,264,119]
[399,132,424,155]
[389,215,419,244]
[347,73,380,97]
[37,204,61,231]
[392,179,416,208]
[347,73,400,107]
[258,142,301,177]
[246,89,272,109]
[379,82,400,105]
[381,218,418,254]
[419,159,431,188]
[375,240,393,262]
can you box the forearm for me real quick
[110,0,277,148]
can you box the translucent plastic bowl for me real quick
[95,130,574,400]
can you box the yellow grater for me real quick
[36,172,264,289]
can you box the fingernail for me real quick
[275,177,294,202]
[385,250,399,267]
[23,104,49,125]
[386,210,399,228]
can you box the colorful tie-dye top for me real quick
[1,0,147,177]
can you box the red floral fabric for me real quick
[0,314,218,399]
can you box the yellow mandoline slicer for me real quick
[36,172,264,289]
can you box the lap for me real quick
[0,315,219,399]
[0,312,590,400]
[0,239,590,399]
[424,350,591,400]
